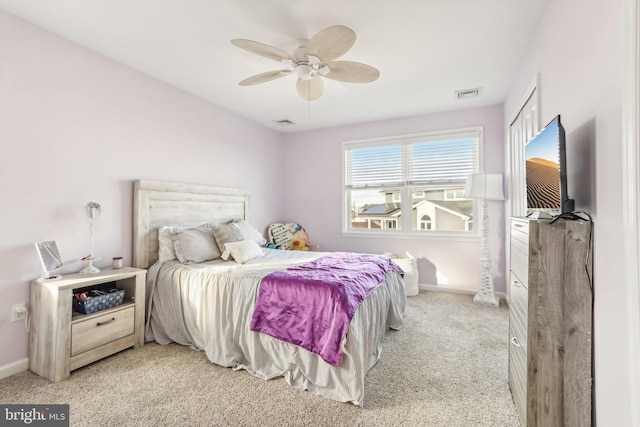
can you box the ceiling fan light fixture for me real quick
[295,64,313,80]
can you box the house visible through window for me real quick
[343,127,482,236]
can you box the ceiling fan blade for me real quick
[296,75,324,100]
[231,39,292,62]
[239,70,292,86]
[323,61,380,83]
[305,25,356,62]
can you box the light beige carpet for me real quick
[0,291,519,426]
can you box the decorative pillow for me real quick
[212,223,245,257]
[222,239,264,264]
[267,223,309,250]
[158,224,215,262]
[170,228,221,264]
[232,219,267,246]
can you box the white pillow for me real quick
[232,219,267,246]
[158,226,182,261]
[222,239,265,264]
[170,228,221,264]
[158,224,215,262]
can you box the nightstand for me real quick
[29,267,146,382]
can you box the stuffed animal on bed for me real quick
[290,238,308,251]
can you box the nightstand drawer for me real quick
[71,306,135,356]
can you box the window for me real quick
[420,215,432,230]
[444,188,466,200]
[343,127,482,236]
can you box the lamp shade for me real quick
[464,174,504,200]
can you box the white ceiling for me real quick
[0,0,550,133]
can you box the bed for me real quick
[133,180,406,405]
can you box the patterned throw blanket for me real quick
[250,252,403,366]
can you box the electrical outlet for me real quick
[11,303,27,322]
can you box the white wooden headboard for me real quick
[133,180,251,268]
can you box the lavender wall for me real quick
[0,11,285,367]
[2,3,632,422]
[281,105,506,294]
[503,0,629,423]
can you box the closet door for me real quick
[509,88,539,217]
[507,83,539,426]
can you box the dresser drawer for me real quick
[509,325,527,427]
[511,218,529,245]
[71,306,135,356]
[509,273,528,354]
[511,234,529,264]
[510,240,529,287]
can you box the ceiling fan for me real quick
[231,25,379,101]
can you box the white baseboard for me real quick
[0,358,28,380]
[418,283,508,303]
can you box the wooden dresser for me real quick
[508,217,593,426]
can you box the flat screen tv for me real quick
[525,115,574,215]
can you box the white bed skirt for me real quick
[145,249,406,405]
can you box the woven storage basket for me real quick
[384,251,419,297]
[73,288,125,314]
[392,252,419,296]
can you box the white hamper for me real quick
[390,251,419,296]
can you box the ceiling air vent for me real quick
[455,88,482,100]
[274,119,295,126]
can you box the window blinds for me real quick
[345,144,403,187]
[344,131,480,188]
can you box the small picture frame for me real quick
[35,240,64,280]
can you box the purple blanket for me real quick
[249,252,404,366]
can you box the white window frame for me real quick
[342,126,484,239]
[420,214,432,230]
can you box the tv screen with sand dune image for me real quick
[525,115,565,212]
